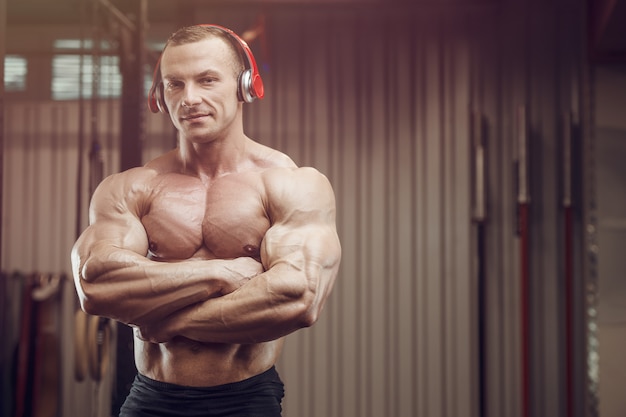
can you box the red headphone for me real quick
[148,24,265,114]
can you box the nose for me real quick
[181,83,202,108]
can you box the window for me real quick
[50,39,162,100]
[51,54,122,100]
[51,39,121,100]
[4,55,27,92]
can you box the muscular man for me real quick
[71,24,341,416]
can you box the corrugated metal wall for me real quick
[256,11,476,417]
[2,2,589,417]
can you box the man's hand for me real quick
[136,322,173,343]
[220,257,264,295]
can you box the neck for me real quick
[178,131,249,180]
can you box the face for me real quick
[159,37,241,143]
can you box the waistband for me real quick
[135,366,282,394]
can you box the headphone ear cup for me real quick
[250,72,264,100]
[237,69,254,103]
[148,59,164,113]
[155,83,168,114]
[148,85,160,113]
[237,69,264,103]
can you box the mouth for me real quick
[181,113,210,121]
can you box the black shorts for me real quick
[119,367,285,417]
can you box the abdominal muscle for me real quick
[134,332,285,387]
[133,247,284,387]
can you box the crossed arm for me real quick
[138,167,342,344]
[72,166,341,344]
[71,168,262,327]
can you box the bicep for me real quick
[75,213,149,260]
[73,174,150,273]
[262,223,340,278]
[261,168,341,305]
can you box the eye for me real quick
[199,77,216,85]
[165,80,182,90]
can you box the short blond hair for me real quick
[163,25,245,77]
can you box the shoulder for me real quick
[90,166,159,219]
[262,166,336,222]
[95,150,181,202]
[264,166,331,186]
[143,149,182,172]
[96,166,158,196]
[247,140,298,170]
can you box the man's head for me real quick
[148,24,264,113]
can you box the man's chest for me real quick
[141,173,270,261]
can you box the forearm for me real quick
[140,259,335,344]
[73,244,251,326]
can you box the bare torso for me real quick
[135,148,290,386]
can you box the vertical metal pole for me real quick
[90,0,103,197]
[119,0,146,171]
[75,0,87,240]
[0,3,7,413]
[562,110,574,417]
[114,1,147,414]
[472,112,487,417]
[0,0,6,270]
[517,104,531,417]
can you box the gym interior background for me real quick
[1,0,626,416]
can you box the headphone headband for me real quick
[148,24,264,114]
